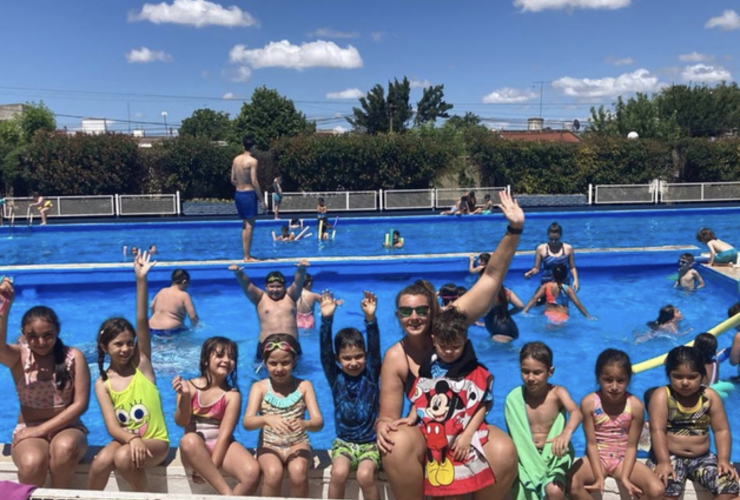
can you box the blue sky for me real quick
[1,0,739,134]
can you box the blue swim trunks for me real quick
[150,327,188,337]
[715,248,738,264]
[272,192,283,204]
[235,190,258,219]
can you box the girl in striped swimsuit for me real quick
[243,334,323,498]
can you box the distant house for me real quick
[0,103,25,122]
[499,129,581,144]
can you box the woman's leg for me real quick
[221,441,261,496]
[88,441,122,490]
[285,445,312,499]
[48,428,87,488]
[12,438,51,487]
[258,449,285,497]
[473,425,518,500]
[179,433,232,495]
[380,424,426,500]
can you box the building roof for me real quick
[499,129,581,143]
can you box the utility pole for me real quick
[533,81,552,119]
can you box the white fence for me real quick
[590,180,740,205]
[2,193,180,220]
[272,190,377,213]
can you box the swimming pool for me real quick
[1,206,738,265]
[0,252,738,457]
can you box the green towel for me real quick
[505,386,574,500]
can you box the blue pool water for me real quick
[0,259,739,457]
[1,206,739,265]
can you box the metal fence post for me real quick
[378,189,383,211]
[176,191,181,215]
[115,194,120,216]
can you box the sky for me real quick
[1,0,739,135]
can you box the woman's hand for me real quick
[128,436,152,468]
[497,190,524,229]
[375,419,399,454]
[12,425,46,445]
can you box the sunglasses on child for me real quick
[397,306,431,318]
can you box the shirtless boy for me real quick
[149,269,199,336]
[229,260,309,357]
[231,135,264,262]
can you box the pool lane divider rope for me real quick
[634,311,740,373]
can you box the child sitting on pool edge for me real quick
[696,228,738,266]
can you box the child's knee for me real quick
[178,433,202,457]
[288,460,309,482]
[355,464,377,488]
[262,464,284,485]
[330,459,350,482]
[545,481,566,500]
[113,447,135,470]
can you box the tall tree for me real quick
[588,93,680,140]
[179,108,232,141]
[348,77,413,134]
[414,84,453,126]
[233,87,314,150]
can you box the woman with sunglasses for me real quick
[376,191,524,500]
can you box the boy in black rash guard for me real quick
[319,291,381,500]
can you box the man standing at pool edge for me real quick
[231,135,263,262]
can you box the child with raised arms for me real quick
[88,252,170,492]
[568,349,664,500]
[394,307,496,499]
[243,334,323,497]
[172,336,260,495]
[505,341,582,500]
[319,290,381,500]
[648,346,740,500]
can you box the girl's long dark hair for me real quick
[196,336,239,391]
[22,306,70,391]
[96,317,136,381]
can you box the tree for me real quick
[588,93,680,140]
[414,84,453,126]
[1,102,56,193]
[655,83,740,138]
[179,108,232,141]
[348,77,413,134]
[232,87,314,150]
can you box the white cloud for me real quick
[410,79,432,89]
[705,10,740,31]
[326,88,364,99]
[307,28,359,38]
[222,92,236,99]
[514,0,630,12]
[333,126,349,134]
[482,87,537,104]
[681,64,732,83]
[229,40,363,70]
[552,68,662,97]
[231,66,252,82]
[129,0,257,28]
[125,47,173,63]
[371,31,385,42]
[605,56,634,66]
[678,52,714,63]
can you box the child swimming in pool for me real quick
[173,337,260,495]
[568,349,664,500]
[696,228,737,267]
[675,254,704,291]
[647,346,739,500]
[522,264,592,324]
[647,305,684,334]
[243,334,323,498]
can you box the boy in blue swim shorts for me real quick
[231,135,263,261]
[696,228,737,266]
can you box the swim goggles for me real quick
[263,340,298,354]
[266,275,285,284]
[397,306,431,318]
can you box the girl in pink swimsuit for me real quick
[0,277,90,488]
[173,336,260,495]
[568,349,664,500]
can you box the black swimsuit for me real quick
[400,340,418,398]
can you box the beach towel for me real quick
[505,386,574,500]
[0,481,36,500]
[411,342,495,497]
